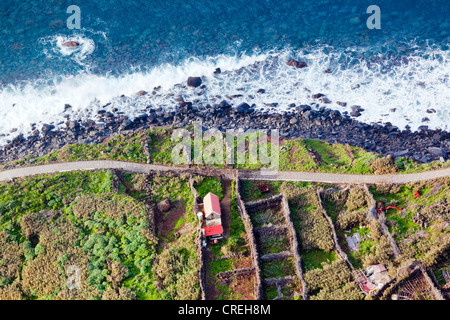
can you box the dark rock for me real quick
[214,68,221,74]
[148,112,157,123]
[64,104,72,112]
[257,89,266,93]
[218,100,232,110]
[286,59,308,68]
[120,120,133,130]
[312,93,325,99]
[298,105,312,112]
[350,111,362,117]
[187,76,202,88]
[41,124,55,134]
[137,90,147,96]
[393,149,409,158]
[336,101,347,107]
[11,134,25,145]
[62,41,79,47]
[236,103,251,113]
[428,147,448,159]
[351,105,364,112]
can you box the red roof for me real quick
[202,225,223,237]
[203,192,221,217]
[359,279,377,293]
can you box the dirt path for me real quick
[220,180,232,238]
[0,160,449,184]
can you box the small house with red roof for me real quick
[201,192,223,242]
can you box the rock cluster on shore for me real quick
[1,100,449,165]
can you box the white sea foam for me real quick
[40,34,96,67]
[0,44,448,147]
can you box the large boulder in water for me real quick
[187,76,202,88]
[62,41,80,48]
[286,59,307,68]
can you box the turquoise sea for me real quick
[0,0,449,143]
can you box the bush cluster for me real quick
[152,242,200,300]
[370,155,398,175]
[304,259,364,300]
[281,183,334,252]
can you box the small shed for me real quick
[203,192,221,220]
[202,225,223,240]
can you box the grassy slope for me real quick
[3,126,449,175]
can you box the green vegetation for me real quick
[281,182,334,252]
[149,174,200,300]
[370,178,450,266]
[4,125,449,175]
[261,258,296,279]
[239,180,284,202]
[0,170,202,300]
[0,170,157,300]
[14,132,148,167]
[256,234,290,254]
[304,259,364,300]
[193,176,223,200]
[300,250,338,272]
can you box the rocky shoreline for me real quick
[1,101,449,164]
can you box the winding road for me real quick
[0,160,449,184]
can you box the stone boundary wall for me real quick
[280,195,309,300]
[188,175,207,300]
[245,195,283,212]
[262,276,297,287]
[420,265,446,300]
[254,225,288,237]
[144,136,151,164]
[378,213,401,259]
[363,184,379,221]
[216,267,256,283]
[260,251,293,262]
[315,189,365,296]
[211,252,247,262]
[363,184,401,259]
[144,173,157,241]
[378,262,445,300]
[316,189,354,271]
[235,172,263,300]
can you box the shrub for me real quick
[370,155,398,175]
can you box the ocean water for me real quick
[0,0,449,145]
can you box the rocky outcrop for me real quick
[187,76,202,88]
[1,102,449,165]
[62,41,80,47]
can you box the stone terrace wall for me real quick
[235,172,263,300]
[378,262,445,300]
[144,173,157,241]
[216,268,256,283]
[280,195,309,300]
[363,184,401,259]
[245,194,283,212]
[363,184,379,221]
[188,175,206,300]
[315,188,365,296]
